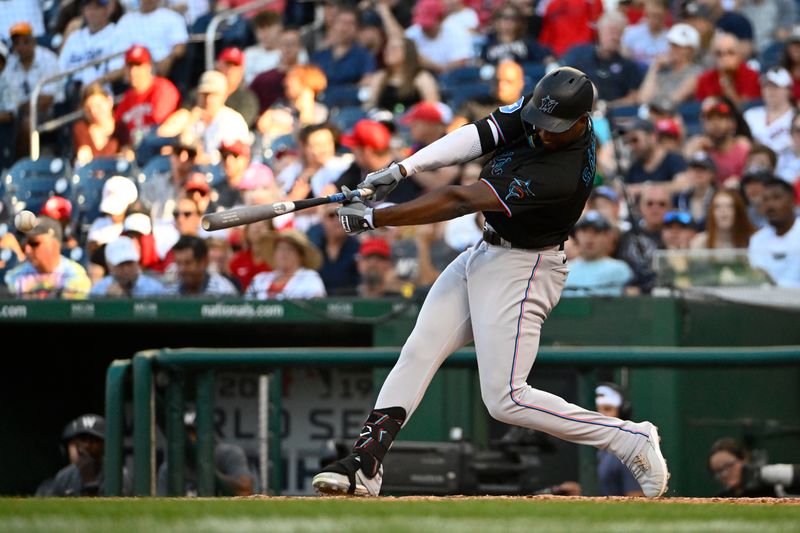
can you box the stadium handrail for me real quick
[29,50,126,161]
[204,0,282,71]
[28,34,210,162]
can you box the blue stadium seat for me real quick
[320,85,361,108]
[521,62,547,87]
[138,154,172,186]
[3,157,72,215]
[72,158,137,228]
[448,81,493,111]
[196,163,226,188]
[439,66,482,86]
[329,106,368,132]
[759,42,785,72]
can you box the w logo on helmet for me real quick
[539,95,559,114]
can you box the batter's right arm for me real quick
[358,123,496,200]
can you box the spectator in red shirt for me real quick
[696,32,761,106]
[684,97,753,185]
[229,220,274,291]
[114,45,180,146]
[537,0,604,58]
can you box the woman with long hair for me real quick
[73,82,133,165]
[256,64,329,139]
[690,189,755,249]
[481,4,552,65]
[780,33,800,102]
[364,37,439,114]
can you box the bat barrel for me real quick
[201,203,282,231]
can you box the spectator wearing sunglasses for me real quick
[140,138,201,224]
[615,183,670,293]
[5,217,91,300]
[696,32,760,106]
[661,211,696,250]
[622,118,687,194]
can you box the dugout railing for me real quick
[104,346,800,497]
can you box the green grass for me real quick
[2,497,800,533]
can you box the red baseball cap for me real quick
[359,237,391,259]
[125,44,152,65]
[400,102,452,125]
[340,120,391,151]
[185,172,211,194]
[40,196,73,222]
[413,0,445,29]
[655,118,681,139]
[219,139,251,158]
[218,47,244,66]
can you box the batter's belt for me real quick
[482,224,565,252]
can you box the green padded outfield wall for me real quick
[0,297,798,495]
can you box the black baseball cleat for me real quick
[312,453,382,496]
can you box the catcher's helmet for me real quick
[62,413,106,442]
[521,66,594,133]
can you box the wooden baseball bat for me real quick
[201,188,373,231]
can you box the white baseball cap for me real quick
[123,212,152,235]
[105,236,140,266]
[666,23,700,50]
[100,176,138,216]
[762,67,793,88]
[595,385,623,408]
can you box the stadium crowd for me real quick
[1,0,799,300]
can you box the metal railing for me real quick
[29,50,126,161]
[28,34,212,162]
[204,0,281,70]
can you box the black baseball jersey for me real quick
[473,95,596,249]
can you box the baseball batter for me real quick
[312,67,669,498]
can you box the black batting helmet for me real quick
[521,66,594,133]
[62,413,106,442]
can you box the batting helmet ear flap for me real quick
[595,382,633,420]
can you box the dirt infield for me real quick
[248,494,800,505]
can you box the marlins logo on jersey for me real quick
[505,178,534,201]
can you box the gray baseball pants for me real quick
[375,240,649,462]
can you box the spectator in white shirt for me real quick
[776,112,800,185]
[404,0,474,74]
[243,11,283,85]
[0,0,45,40]
[246,229,326,299]
[116,0,188,77]
[621,0,670,67]
[744,67,795,157]
[443,0,480,35]
[748,178,800,287]
[5,21,60,157]
[158,70,250,164]
[59,0,125,89]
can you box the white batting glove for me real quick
[337,187,375,234]
[357,162,406,201]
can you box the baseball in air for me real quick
[14,210,38,232]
